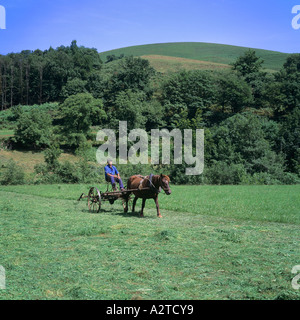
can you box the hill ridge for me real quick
[99,42,291,71]
[101,41,288,55]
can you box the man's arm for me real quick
[104,166,114,178]
[105,172,117,178]
[114,167,120,179]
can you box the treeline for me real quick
[0,40,102,109]
[1,41,299,119]
[0,41,299,185]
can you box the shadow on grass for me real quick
[80,206,157,219]
[112,210,157,219]
[76,199,157,219]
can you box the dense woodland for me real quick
[0,41,299,185]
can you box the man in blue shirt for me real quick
[104,160,124,191]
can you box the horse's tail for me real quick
[126,177,132,190]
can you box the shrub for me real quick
[44,144,62,170]
[279,172,300,184]
[75,161,101,183]
[241,172,281,185]
[204,162,248,185]
[56,161,79,183]
[0,160,25,185]
[34,163,62,185]
[34,144,101,184]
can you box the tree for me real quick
[32,49,48,104]
[23,50,31,105]
[14,109,53,149]
[109,56,155,96]
[279,108,300,175]
[270,54,300,117]
[217,72,253,113]
[161,70,217,120]
[283,54,300,73]
[231,50,273,109]
[9,55,15,108]
[0,41,104,107]
[142,100,166,131]
[210,113,286,179]
[113,89,146,129]
[60,78,87,99]
[86,71,106,99]
[59,93,107,147]
[71,40,102,80]
[0,55,10,110]
[232,49,264,78]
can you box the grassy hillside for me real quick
[1,184,299,300]
[100,42,290,72]
[0,149,79,174]
[140,55,231,73]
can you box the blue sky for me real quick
[0,0,299,54]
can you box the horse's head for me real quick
[160,174,171,195]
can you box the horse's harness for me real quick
[138,174,161,194]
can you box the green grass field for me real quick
[0,184,299,300]
[99,42,291,72]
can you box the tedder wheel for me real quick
[88,187,101,213]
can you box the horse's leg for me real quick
[154,196,162,218]
[132,196,138,213]
[140,198,146,217]
[123,193,129,213]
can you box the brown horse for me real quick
[124,174,171,218]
